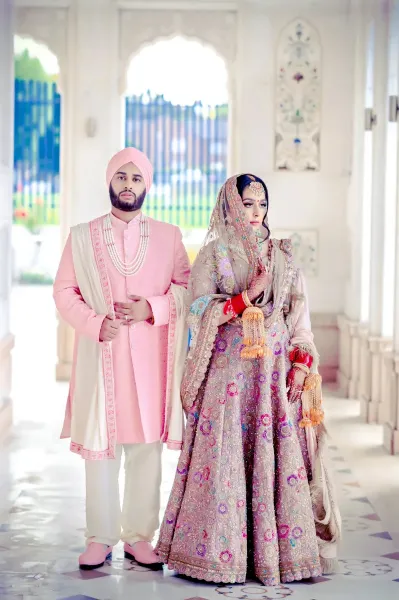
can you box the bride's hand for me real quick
[287,367,306,403]
[247,265,271,302]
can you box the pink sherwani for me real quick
[54,212,190,448]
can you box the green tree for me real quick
[14,49,56,82]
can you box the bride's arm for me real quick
[189,245,270,328]
[289,270,318,368]
[188,244,243,327]
[218,264,271,326]
[286,269,320,404]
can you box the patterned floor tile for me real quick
[339,558,393,576]
[62,569,111,580]
[2,290,399,600]
[215,584,294,598]
[58,596,101,600]
[299,576,331,584]
[370,532,393,540]
[382,552,399,561]
[343,516,372,532]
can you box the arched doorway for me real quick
[13,35,61,285]
[124,36,229,247]
[11,36,63,423]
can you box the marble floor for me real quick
[1,286,399,600]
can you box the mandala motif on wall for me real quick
[275,20,321,172]
[273,229,318,277]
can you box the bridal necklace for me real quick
[103,213,149,276]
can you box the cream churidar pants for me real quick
[85,442,162,546]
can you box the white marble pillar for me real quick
[337,315,351,395]
[369,337,392,422]
[339,1,368,398]
[359,324,372,419]
[384,1,399,453]
[338,317,364,399]
[234,1,272,175]
[0,0,15,440]
[383,349,399,454]
[349,322,362,398]
[56,0,121,380]
[361,1,391,422]
[380,349,395,431]
[227,71,237,177]
[338,320,364,400]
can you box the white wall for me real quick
[62,0,122,232]
[0,0,15,435]
[233,1,354,316]
[231,0,356,379]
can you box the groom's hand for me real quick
[99,316,121,342]
[114,295,154,325]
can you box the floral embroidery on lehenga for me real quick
[156,319,321,585]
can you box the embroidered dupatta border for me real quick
[70,217,117,460]
[181,301,224,411]
[161,289,177,444]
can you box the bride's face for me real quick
[242,185,267,233]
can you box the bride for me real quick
[156,173,341,586]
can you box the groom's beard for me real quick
[109,185,146,212]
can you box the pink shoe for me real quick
[79,542,112,570]
[124,541,163,571]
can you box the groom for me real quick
[53,147,190,570]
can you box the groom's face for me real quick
[109,161,146,212]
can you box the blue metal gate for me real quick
[13,84,229,229]
[125,94,228,228]
[13,79,61,227]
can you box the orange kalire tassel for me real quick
[299,373,324,428]
[240,306,269,360]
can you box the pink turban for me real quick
[106,147,153,192]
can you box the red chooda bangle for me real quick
[231,293,247,316]
[223,294,247,317]
[289,347,313,369]
[223,299,237,317]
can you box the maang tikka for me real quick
[248,181,264,198]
